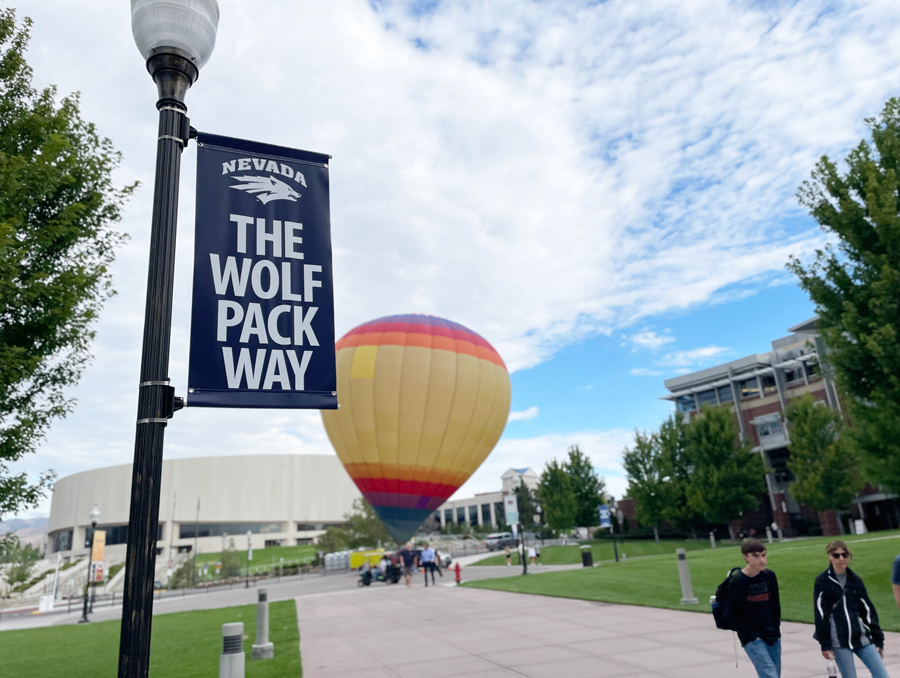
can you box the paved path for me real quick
[297,583,900,678]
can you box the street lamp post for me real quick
[79,505,101,624]
[246,531,252,588]
[119,3,219,677]
[520,523,528,576]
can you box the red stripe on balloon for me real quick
[353,477,459,500]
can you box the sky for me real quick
[7,0,900,520]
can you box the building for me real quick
[662,319,838,535]
[436,467,538,530]
[47,455,360,563]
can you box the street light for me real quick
[119,3,219,677]
[246,531,252,588]
[79,504,100,624]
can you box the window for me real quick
[456,507,466,524]
[296,523,326,532]
[717,385,734,403]
[494,501,505,523]
[738,378,759,399]
[52,530,72,553]
[264,540,282,548]
[481,504,491,525]
[443,509,453,525]
[784,367,803,383]
[675,395,697,412]
[757,420,784,438]
[469,505,478,526]
[697,390,718,408]
[761,374,777,395]
[180,523,283,539]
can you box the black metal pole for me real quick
[520,525,528,576]
[79,526,96,624]
[117,51,196,678]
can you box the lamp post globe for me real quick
[118,2,219,677]
[79,504,100,624]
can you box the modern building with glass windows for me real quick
[435,468,538,530]
[47,454,361,562]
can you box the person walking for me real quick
[504,545,511,567]
[399,542,416,588]
[814,541,888,678]
[420,542,437,586]
[724,538,782,678]
[528,545,536,565]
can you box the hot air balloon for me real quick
[321,314,511,543]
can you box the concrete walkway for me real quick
[297,584,900,678]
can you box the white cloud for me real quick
[8,0,900,516]
[658,346,731,368]
[628,330,676,352]
[630,367,663,377]
[508,406,539,422]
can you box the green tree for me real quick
[344,498,393,548]
[622,429,669,539]
[0,10,133,519]
[685,406,765,530]
[220,538,242,578]
[564,445,606,528]
[317,525,349,554]
[786,394,861,512]
[537,458,577,535]
[656,414,703,531]
[513,481,539,529]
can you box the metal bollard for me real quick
[220,622,245,678]
[709,531,716,549]
[675,548,698,605]
[251,589,274,660]
[765,527,773,544]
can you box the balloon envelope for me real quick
[322,314,511,543]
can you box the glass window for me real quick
[180,523,283,539]
[494,501,505,523]
[756,420,784,438]
[444,509,453,525]
[697,390,718,408]
[481,504,491,525]
[469,505,478,526]
[784,368,803,383]
[456,507,466,524]
[296,523,326,531]
[717,385,734,403]
[676,395,697,412]
[761,374,777,394]
[738,378,759,399]
[53,530,72,552]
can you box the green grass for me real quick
[194,545,317,575]
[472,539,727,566]
[464,532,900,631]
[0,600,300,677]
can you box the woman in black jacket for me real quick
[813,541,888,678]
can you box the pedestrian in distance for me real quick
[723,538,782,678]
[420,542,437,587]
[528,544,536,565]
[504,545,511,567]
[399,542,417,588]
[535,545,540,565]
[891,551,900,617]
[814,541,888,678]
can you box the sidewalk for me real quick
[297,584,900,677]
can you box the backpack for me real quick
[712,567,743,630]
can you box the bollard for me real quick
[709,531,716,549]
[220,622,245,678]
[765,526,773,544]
[251,589,274,660]
[454,562,461,584]
[675,548,698,605]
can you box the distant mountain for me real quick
[0,516,49,534]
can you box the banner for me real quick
[91,529,106,562]
[598,505,611,529]
[187,133,337,409]
[503,495,519,526]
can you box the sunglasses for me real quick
[830,552,850,559]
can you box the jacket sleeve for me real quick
[858,581,884,649]
[813,574,832,651]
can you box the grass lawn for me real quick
[0,599,300,677]
[472,538,728,566]
[194,544,317,575]
[464,532,900,631]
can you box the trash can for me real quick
[580,545,593,567]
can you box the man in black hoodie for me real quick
[724,538,782,678]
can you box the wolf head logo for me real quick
[229,175,301,204]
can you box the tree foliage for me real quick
[0,10,133,519]
[786,394,860,511]
[788,97,900,490]
[344,498,393,549]
[537,458,577,534]
[622,430,670,528]
[513,479,539,528]
[564,445,606,528]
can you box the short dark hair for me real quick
[741,538,767,555]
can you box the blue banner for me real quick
[598,505,611,529]
[187,133,336,409]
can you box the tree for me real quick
[656,414,704,531]
[564,445,606,528]
[686,406,765,531]
[513,480,538,529]
[537,458,577,535]
[786,394,861,512]
[220,538,242,578]
[622,430,669,540]
[317,526,349,555]
[788,97,900,490]
[0,10,133,519]
[344,498,393,549]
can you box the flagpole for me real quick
[166,491,176,587]
[192,497,200,586]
